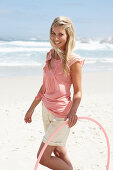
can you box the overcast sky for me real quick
[0,0,113,40]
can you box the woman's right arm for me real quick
[24,84,43,123]
[30,84,43,110]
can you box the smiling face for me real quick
[51,26,68,50]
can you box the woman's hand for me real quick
[64,112,78,128]
[24,108,34,123]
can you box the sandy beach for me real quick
[0,71,113,170]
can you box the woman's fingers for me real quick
[24,117,27,123]
[68,115,77,127]
[24,115,32,123]
[28,118,32,123]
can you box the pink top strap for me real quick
[68,54,85,67]
[46,49,52,61]
[46,50,85,67]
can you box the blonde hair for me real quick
[48,16,75,75]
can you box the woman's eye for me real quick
[51,32,55,35]
[59,33,63,36]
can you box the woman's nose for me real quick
[54,36,59,41]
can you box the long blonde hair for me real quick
[48,16,75,75]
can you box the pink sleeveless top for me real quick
[42,49,85,118]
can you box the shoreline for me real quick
[0,64,113,78]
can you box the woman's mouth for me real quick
[54,41,61,45]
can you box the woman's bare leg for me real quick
[37,142,73,170]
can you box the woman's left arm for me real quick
[64,62,82,128]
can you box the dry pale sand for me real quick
[0,71,113,170]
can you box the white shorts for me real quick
[42,102,71,146]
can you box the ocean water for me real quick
[0,39,113,77]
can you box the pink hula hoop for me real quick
[34,117,110,170]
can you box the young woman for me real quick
[24,16,85,170]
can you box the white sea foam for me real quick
[0,40,113,73]
[0,47,51,53]
[0,40,113,51]
[7,41,51,47]
[75,40,113,50]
